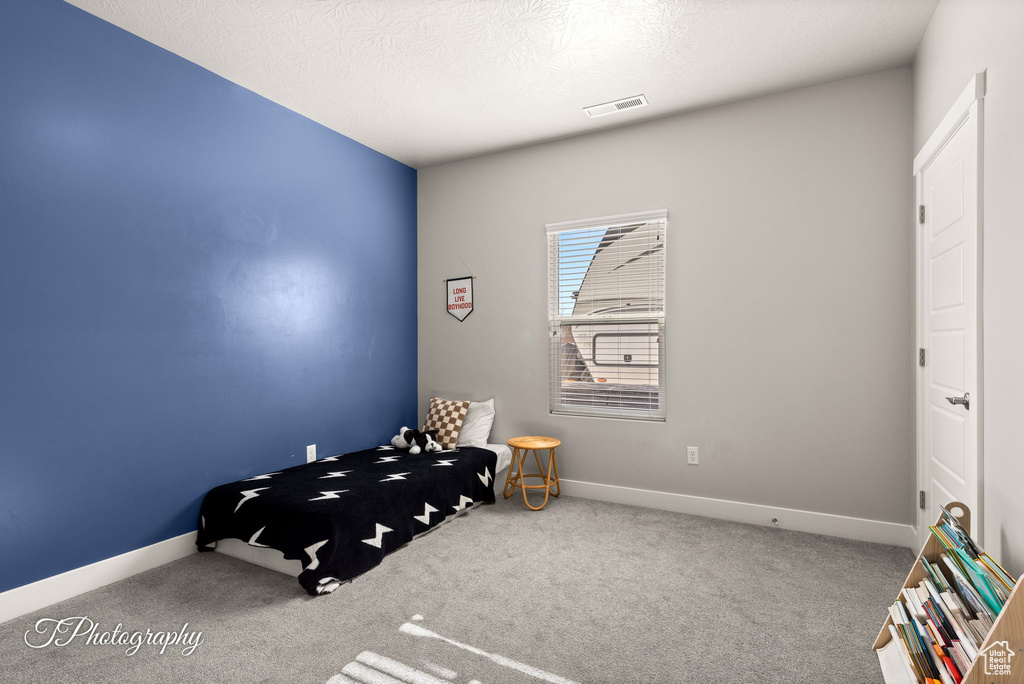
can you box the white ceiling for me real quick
[66,0,938,168]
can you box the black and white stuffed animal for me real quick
[391,426,442,455]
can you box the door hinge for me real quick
[919,348,926,367]
[919,205,926,224]
[920,490,926,510]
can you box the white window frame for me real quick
[546,209,667,421]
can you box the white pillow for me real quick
[456,398,495,447]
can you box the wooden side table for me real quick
[504,436,561,511]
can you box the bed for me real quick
[196,441,511,596]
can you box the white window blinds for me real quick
[546,210,667,421]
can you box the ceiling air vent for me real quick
[584,94,649,118]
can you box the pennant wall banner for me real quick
[446,277,473,321]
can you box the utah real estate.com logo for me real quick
[979,640,1017,677]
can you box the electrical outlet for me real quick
[686,446,699,465]
[306,444,316,463]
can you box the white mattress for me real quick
[486,442,512,475]
[216,442,511,577]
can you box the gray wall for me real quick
[419,68,915,525]
[915,0,1024,574]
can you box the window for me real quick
[547,210,667,421]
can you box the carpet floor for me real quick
[0,494,913,683]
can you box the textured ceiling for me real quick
[65,0,938,168]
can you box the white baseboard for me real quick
[0,532,197,626]
[558,479,918,549]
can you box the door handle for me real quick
[946,393,970,410]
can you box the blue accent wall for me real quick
[0,0,418,593]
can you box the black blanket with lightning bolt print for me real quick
[196,445,497,596]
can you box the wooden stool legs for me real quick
[503,445,560,510]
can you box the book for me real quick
[941,655,962,684]
[938,508,981,558]
[953,547,1003,614]
[948,642,971,679]
[972,556,1012,600]
[941,554,997,624]
[931,562,951,592]
[978,552,1016,591]
[892,602,935,681]
[937,591,980,658]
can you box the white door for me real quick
[917,77,983,547]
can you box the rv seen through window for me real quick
[546,210,667,421]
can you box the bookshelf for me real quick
[874,501,1024,683]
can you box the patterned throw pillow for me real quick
[423,397,471,450]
